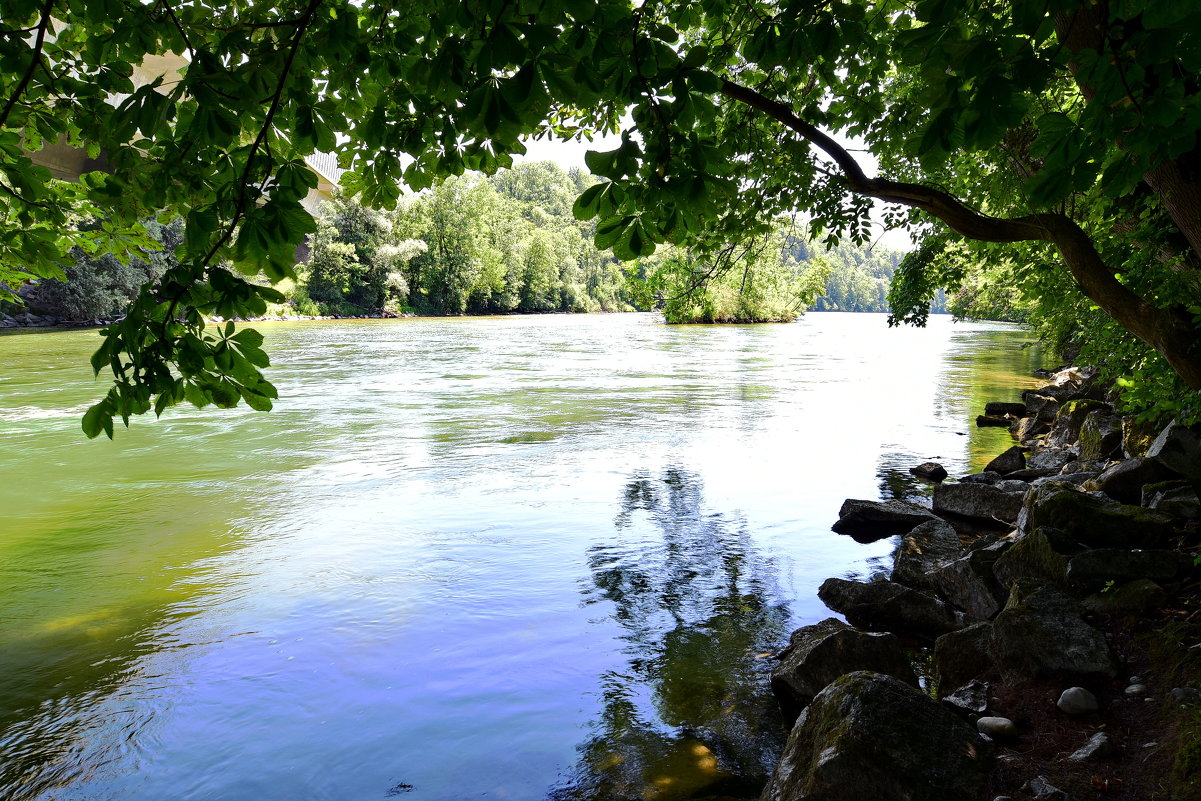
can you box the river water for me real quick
[0,312,1045,801]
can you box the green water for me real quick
[0,312,1046,801]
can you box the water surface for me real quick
[0,312,1045,800]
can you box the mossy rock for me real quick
[1021,487,1176,548]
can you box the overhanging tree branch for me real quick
[0,0,55,131]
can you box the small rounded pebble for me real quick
[1057,686,1099,715]
[1129,676,1143,684]
[977,716,1018,737]
[1126,684,1148,695]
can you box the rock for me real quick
[1006,466,1055,481]
[1067,731,1117,762]
[927,541,1010,621]
[959,471,1004,484]
[1045,399,1111,450]
[989,580,1117,685]
[1030,472,1097,489]
[933,482,1025,524]
[992,527,1076,590]
[1056,687,1099,715]
[1082,579,1168,617]
[831,499,939,542]
[818,578,967,642]
[1066,548,1193,589]
[934,622,994,697]
[977,414,1012,428]
[1027,775,1070,800]
[942,679,991,716]
[1090,457,1180,504]
[1013,417,1052,442]
[1147,420,1201,480]
[892,518,963,589]
[909,461,948,482]
[771,619,918,724]
[1143,480,1201,519]
[1123,416,1162,459]
[1078,408,1124,461]
[1125,683,1147,695]
[1026,448,1075,473]
[984,446,1026,475]
[1170,687,1201,705]
[985,402,1027,417]
[1023,393,1061,422]
[976,716,1017,738]
[760,671,993,801]
[1017,485,1176,548]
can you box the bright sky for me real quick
[515,134,915,252]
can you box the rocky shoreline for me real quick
[759,366,1201,801]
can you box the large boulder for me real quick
[1082,579,1168,617]
[1146,420,1201,480]
[985,401,1027,417]
[984,446,1026,475]
[831,499,939,542]
[1066,548,1194,590]
[1013,416,1052,443]
[932,482,1025,524]
[988,581,1117,685]
[818,578,966,642]
[1044,399,1111,450]
[771,619,918,724]
[1023,393,1061,423]
[760,671,992,801]
[927,541,1010,621]
[992,527,1078,590]
[1143,480,1201,519]
[933,622,995,697]
[891,519,963,589]
[1017,485,1176,547]
[1026,447,1076,473]
[1123,416,1162,459]
[1077,408,1124,461]
[1089,457,1179,504]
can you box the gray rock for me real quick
[1147,420,1201,480]
[927,541,1010,621]
[985,402,1027,417]
[1143,480,1201,519]
[1056,686,1098,715]
[977,414,1013,428]
[1082,579,1168,617]
[1006,467,1056,481]
[1091,457,1180,504]
[959,471,1004,484]
[1067,731,1117,762]
[933,482,1025,524]
[892,519,963,589]
[771,618,919,724]
[909,461,949,482]
[1030,471,1097,489]
[1045,399,1112,450]
[1125,683,1147,695]
[1170,687,1201,705]
[818,578,967,642]
[1013,417,1052,443]
[942,679,991,716]
[1023,393,1061,422]
[1027,775,1070,800]
[976,716,1017,738]
[1017,485,1176,548]
[760,671,993,801]
[989,581,1117,685]
[1066,548,1193,589]
[993,527,1077,590]
[1078,408,1124,461]
[934,622,994,697]
[1026,448,1076,473]
[831,498,939,542]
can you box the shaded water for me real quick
[0,313,1046,800]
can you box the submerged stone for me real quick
[831,499,939,542]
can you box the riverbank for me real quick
[759,366,1201,800]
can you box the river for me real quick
[0,312,1046,801]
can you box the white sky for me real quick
[515,134,915,252]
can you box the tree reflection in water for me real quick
[550,468,791,801]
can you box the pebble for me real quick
[1026,776,1069,800]
[1126,683,1148,695]
[977,716,1018,738]
[1068,731,1116,762]
[1129,675,1143,684]
[1057,686,1099,715]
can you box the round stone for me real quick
[1126,684,1148,695]
[977,716,1018,738]
[1057,686,1099,715]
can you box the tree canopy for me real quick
[1,0,1199,436]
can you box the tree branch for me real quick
[0,0,55,131]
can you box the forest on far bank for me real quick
[13,162,950,326]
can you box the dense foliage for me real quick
[1,0,1198,435]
